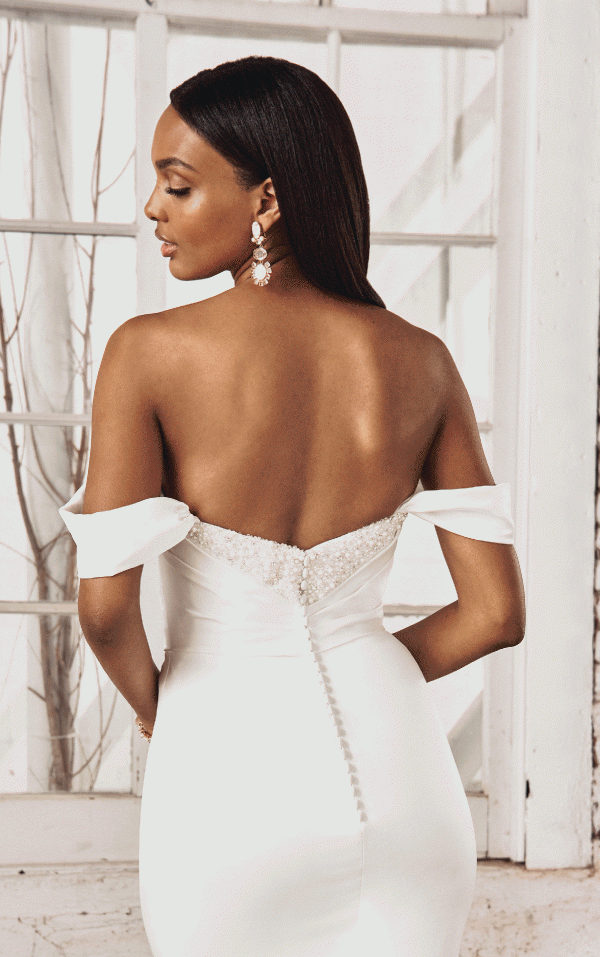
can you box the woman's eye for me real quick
[165,186,190,197]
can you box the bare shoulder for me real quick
[103,294,225,367]
[372,308,453,392]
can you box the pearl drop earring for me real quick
[250,221,272,286]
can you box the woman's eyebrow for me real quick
[155,157,198,173]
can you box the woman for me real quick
[60,57,525,957]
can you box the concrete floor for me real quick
[0,861,598,956]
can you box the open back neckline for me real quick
[185,498,411,606]
[188,492,417,555]
[187,496,413,556]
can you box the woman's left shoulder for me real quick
[106,310,171,351]
[102,310,187,382]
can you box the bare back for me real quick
[141,283,472,550]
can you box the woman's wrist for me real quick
[135,714,154,740]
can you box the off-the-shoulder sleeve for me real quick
[59,485,197,578]
[399,482,514,544]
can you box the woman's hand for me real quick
[135,714,154,741]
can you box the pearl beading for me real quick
[186,507,407,606]
[186,506,408,834]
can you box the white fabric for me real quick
[59,483,515,957]
[59,484,197,578]
[59,482,513,579]
[398,482,514,543]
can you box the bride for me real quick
[60,56,525,957]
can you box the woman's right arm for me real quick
[393,339,526,682]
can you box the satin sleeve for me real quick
[59,484,198,578]
[399,482,514,544]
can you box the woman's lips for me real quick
[155,231,177,257]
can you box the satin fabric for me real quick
[59,484,514,957]
[59,482,514,579]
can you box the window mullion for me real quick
[0,601,78,614]
[0,219,136,236]
[0,412,91,425]
[370,232,496,246]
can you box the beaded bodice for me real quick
[186,506,409,605]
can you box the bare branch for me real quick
[90,31,111,220]
[1,234,22,335]
[0,541,38,569]
[98,147,134,197]
[0,296,41,559]
[0,23,122,792]
[28,425,65,502]
[27,685,46,703]
[43,25,72,222]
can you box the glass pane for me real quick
[335,0,486,11]
[0,613,133,793]
[369,243,493,421]
[168,31,327,91]
[0,18,135,223]
[340,45,496,235]
[0,233,136,414]
[0,424,87,602]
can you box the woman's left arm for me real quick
[78,315,164,734]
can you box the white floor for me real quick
[0,861,598,956]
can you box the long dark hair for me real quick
[170,56,386,309]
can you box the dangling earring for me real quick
[250,221,272,286]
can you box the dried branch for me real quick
[98,147,134,197]
[0,23,125,792]
[43,25,72,222]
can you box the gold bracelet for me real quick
[136,720,152,741]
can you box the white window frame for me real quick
[1,0,575,871]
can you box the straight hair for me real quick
[170,56,386,309]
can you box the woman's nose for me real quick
[144,184,162,222]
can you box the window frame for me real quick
[0,0,529,866]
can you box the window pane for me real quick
[0,18,135,223]
[341,45,496,235]
[335,0,486,11]
[0,613,133,793]
[0,424,86,602]
[0,233,135,414]
[168,31,327,91]
[368,243,493,421]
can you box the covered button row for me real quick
[299,553,310,605]
[299,554,364,826]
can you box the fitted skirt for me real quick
[139,629,476,957]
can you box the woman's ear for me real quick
[256,178,280,232]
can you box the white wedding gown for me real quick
[60,482,514,957]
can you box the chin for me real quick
[169,258,219,282]
[168,261,196,281]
